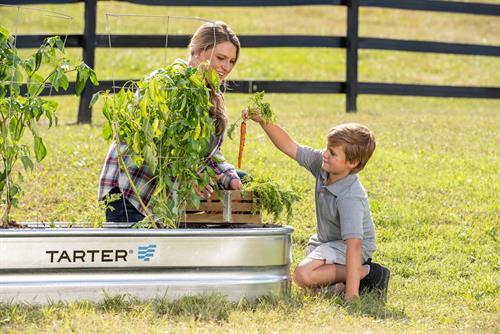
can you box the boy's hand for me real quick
[242,108,264,124]
[345,238,363,301]
[345,290,360,302]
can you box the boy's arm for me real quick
[345,238,363,301]
[245,109,298,159]
[260,122,298,160]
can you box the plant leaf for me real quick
[34,50,42,71]
[9,115,24,142]
[28,73,44,96]
[59,73,69,90]
[89,91,101,108]
[143,144,157,174]
[142,118,154,142]
[25,56,35,75]
[54,36,64,51]
[34,136,47,162]
[227,122,238,140]
[49,69,61,91]
[75,66,90,95]
[89,69,98,86]
[20,156,34,171]
[102,121,113,141]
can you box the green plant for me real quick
[0,26,97,227]
[227,91,276,140]
[242,175,301,222]
[94,61,219,227]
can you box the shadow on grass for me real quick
[0,290,407,327]
[152,293,232,322]
[343,292,407,320]
[295,288,408,321]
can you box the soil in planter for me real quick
[174,223,283,229]
[10,222,284,229]
[0,221,31,229]
[107,222,283,229]
[113,222,283,229]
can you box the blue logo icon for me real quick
[138,244,157,262]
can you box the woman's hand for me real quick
[242,108,263,123]
[193,181,214,199]
[230,178,242,190]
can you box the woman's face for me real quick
[190,41,237,81]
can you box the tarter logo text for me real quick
[46,249,128,263]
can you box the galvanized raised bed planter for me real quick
[0,222,293,304]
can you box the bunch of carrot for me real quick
[227,92,276,169]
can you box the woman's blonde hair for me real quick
[189,21,240,136]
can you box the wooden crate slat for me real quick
[231,214,261,224]
[229,191,254,201]
[183,190,261,224]
[184,213,224,223]
[184,213,261,224]
[187,202,255,212]
[197,191,253,202]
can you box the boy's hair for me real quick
[327,123,376,174]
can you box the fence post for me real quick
[77,0,97,124]
[346,0,359,112]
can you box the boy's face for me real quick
[321,144,358,176]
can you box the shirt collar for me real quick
[320,171,358,196]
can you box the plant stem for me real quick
[1,157,11,227]
[1,97,12,227]
[112,123,153,226]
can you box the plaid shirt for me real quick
[98,134,239,216]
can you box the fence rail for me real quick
[2,0,500,123]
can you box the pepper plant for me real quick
[0,26,97,227]
[94,60,218,228]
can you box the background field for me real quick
[0,1,499,333]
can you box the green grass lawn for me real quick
[1,1,499,333]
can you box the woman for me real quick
[98,21,242,223]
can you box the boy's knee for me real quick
[293,266,314,288]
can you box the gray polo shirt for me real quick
[296,145,377,253]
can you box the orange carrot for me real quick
[237,120,247,169]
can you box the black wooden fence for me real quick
[2,0,500,123]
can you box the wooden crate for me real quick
[184,191,261,224]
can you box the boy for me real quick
[245,114,389,301]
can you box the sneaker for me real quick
[359,262,390,300]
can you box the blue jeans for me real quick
[237,170,248,183]
[105,188,145,223]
